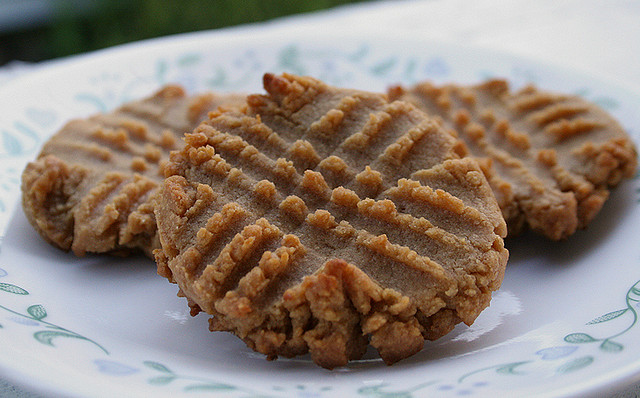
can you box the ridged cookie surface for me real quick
[389,80,637,239]
[155,73,508,368]
[22,85,244,256]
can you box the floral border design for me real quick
[0,280,107,354]
[564,280,640,353]
[2,262,640,397]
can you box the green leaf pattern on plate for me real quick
[142,360,242,394]
[458,361,532,383]
[358,382,438,398]
[563,279,640,355]
[0,280,108,354]
[27,304,47,320]
[564,333,598,344]
[556,356,595,374]
[0,282,28,295]
[587,308,628,325]
[34,330,92,347]
[142,360,172,374]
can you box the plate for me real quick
[0,30,639,398]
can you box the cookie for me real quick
[22,85,244,256]
[389,80,637,239]
[154,73,508,369]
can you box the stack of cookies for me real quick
[21,72,637,369]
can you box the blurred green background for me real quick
[0,0,372,66]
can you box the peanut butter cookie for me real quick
[155,73,508,368]
[22,85,244,256]
[389,80,637,239]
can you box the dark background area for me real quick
[0,0,371,66]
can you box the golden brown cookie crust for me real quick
[389,79,637,240]
[155,73,508,368]
[21,85,244,256]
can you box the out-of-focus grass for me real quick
[1,0,372,65]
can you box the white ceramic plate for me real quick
[0,30,639,398]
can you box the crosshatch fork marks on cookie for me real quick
[21,85,246,257]
[155,73,509,369]
[389,80,637,240]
